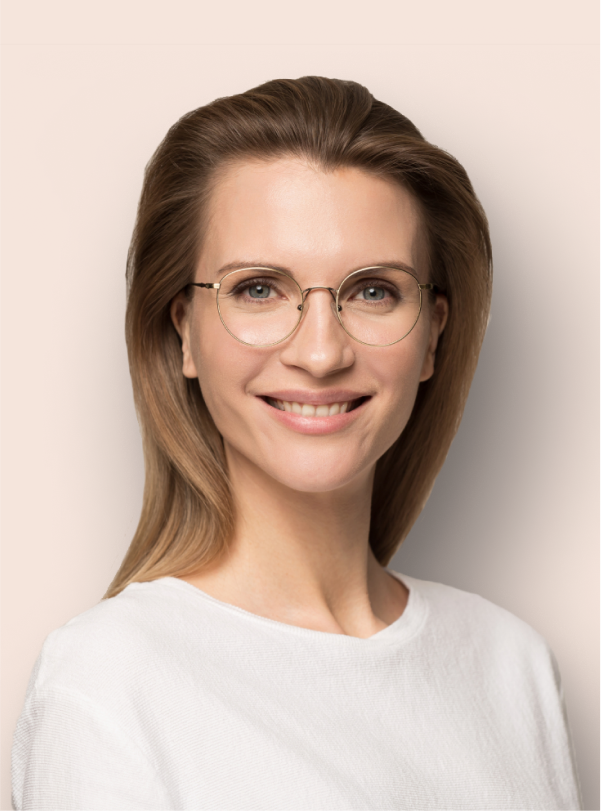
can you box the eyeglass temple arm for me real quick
[190,282,221,289]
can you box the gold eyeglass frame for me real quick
[189,266,435,348]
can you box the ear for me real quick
[419,293,449,382]
[170,291,199,379]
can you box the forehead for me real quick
[199,157,426,279]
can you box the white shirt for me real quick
[12,572,582,810]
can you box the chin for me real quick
[259,448,375,495]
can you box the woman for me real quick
[12,76,581,810]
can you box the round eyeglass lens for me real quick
[216,268,303,346]
[337,267,422,346]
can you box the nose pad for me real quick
[297,288,340,325]
[298,286,338,313]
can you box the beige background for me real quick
[2,2,599,809]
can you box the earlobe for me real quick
[170,293,199,379]
[419,352,435,382]
[419,294,449,382]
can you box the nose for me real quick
[278,288,355,377]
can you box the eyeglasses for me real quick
[189,266,435,347]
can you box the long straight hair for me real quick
[104,76,492,599]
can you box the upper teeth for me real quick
[268,399,352,416]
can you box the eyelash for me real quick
[229,278,401,300]
[349,281,400,301]
[229,277,284,297]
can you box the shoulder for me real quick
[13,581,182,810]
[24,578,202,703]
[395,571,559,686]
[398,570,547,644]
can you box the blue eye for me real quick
[361,286,385,301]
[248,284,271,299]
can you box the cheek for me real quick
[191,316,262,427]
[373,320,429,389]
[367,331,429,434]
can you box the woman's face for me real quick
[172,157,447,494]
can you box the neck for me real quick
[181,442,408,638]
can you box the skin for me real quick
[171,157,448,639]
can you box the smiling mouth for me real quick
[262,396,369,417]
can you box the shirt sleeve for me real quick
[12,687,173,810]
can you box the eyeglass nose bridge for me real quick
[298,286,342,312]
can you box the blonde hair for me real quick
[104,76,492,599]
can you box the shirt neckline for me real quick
[151,569,428,647]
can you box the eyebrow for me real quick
[212,259,418,280]
[213,260,292,279]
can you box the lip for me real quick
[256,393,371,436]
[257,389,371,406]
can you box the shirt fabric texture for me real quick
[12,572,582,810]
